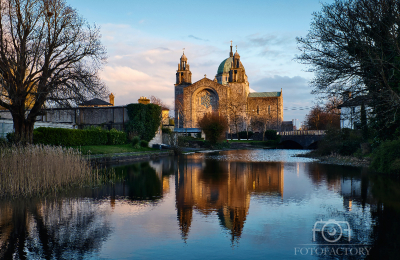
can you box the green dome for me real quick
[217,57,233,75]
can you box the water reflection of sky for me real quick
[94,150,375,259]
[1,149,396,259]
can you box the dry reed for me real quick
[0,144,100,197]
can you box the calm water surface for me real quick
[1,149,400,259]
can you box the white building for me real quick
[338,95,371,129]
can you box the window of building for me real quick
[257,106,259,115]
[268,105,271,114]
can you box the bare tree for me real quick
[174,93,189,128]
[150,95,170,109]
[296,0,400,139]
[251,111,273,141]
[220,90,246,140]
[0,0,108,143]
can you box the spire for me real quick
[230,40,233,57]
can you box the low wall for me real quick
[0,119,75,138]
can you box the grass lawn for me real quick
[71,144,158,155]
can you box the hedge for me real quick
[33,127,126,146]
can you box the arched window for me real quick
[268,105,271,114]
[257,106,259,115]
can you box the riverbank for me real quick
[299,151,371,167]
[88,150,174,166]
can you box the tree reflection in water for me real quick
[0,198,111,259]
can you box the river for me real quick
[0,149,399,259]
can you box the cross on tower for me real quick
[183,48,185,54]
[230,40,232,46]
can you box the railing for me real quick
[277,130,326,136]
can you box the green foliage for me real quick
[126,103,162,142]
[140,140,149,148]
[371,138,400,174]
[6,132,15,143]
[198,112,228,145]
[238,131,253,139]
[317,128,363,156]
[178,135,194,147]
[0,137,7,145]
[195,132,202,139]
[33,127,126,146]
[162,127,172,134]
[107,128,127,145]
[131,136,140,148]
[264,130,280,141]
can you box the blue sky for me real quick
[68,0,333,125]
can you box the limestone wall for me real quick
[247,96,283,132]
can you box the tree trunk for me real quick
[236,124,240,140]
[12,115,35,144]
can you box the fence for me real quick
[277,130,326,136]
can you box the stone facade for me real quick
[174,44,284,132]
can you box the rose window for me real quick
[201,92,212,108]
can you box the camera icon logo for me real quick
[312,219,351,243]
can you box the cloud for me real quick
[100,66,151,82]
[188,35,209,41]
[97,24,314,122]
[247,33,293,47]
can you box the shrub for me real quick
[371,138,400,174]
[198,112,228,145]
[162,127,172,134]
[131,136,140,148]
[126,103,162,141]
[238,131,253,139]
[0,137,7,145]
[6,132,15,143]
[107,128,127,145]
[265,130,280,141]
[317,128,363,156]
[140,140,149,148]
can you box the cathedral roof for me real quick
[248,92,281,98]
[216,57,244,75]
[217,57,233,75]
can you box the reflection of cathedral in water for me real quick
[175,156,284,242]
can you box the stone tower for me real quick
[175,51,192,128]
[176,51,192,85]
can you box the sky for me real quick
[68,0,334,126]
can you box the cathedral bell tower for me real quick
[229,46,245,83]
[176,51,192,85]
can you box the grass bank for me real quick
[71,144,156,155]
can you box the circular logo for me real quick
[321,222,343,243]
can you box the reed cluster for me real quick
[0,144,95,197]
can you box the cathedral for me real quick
[174,44,283,133]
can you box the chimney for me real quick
[138,96,150,105]
[109,93,115,106]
